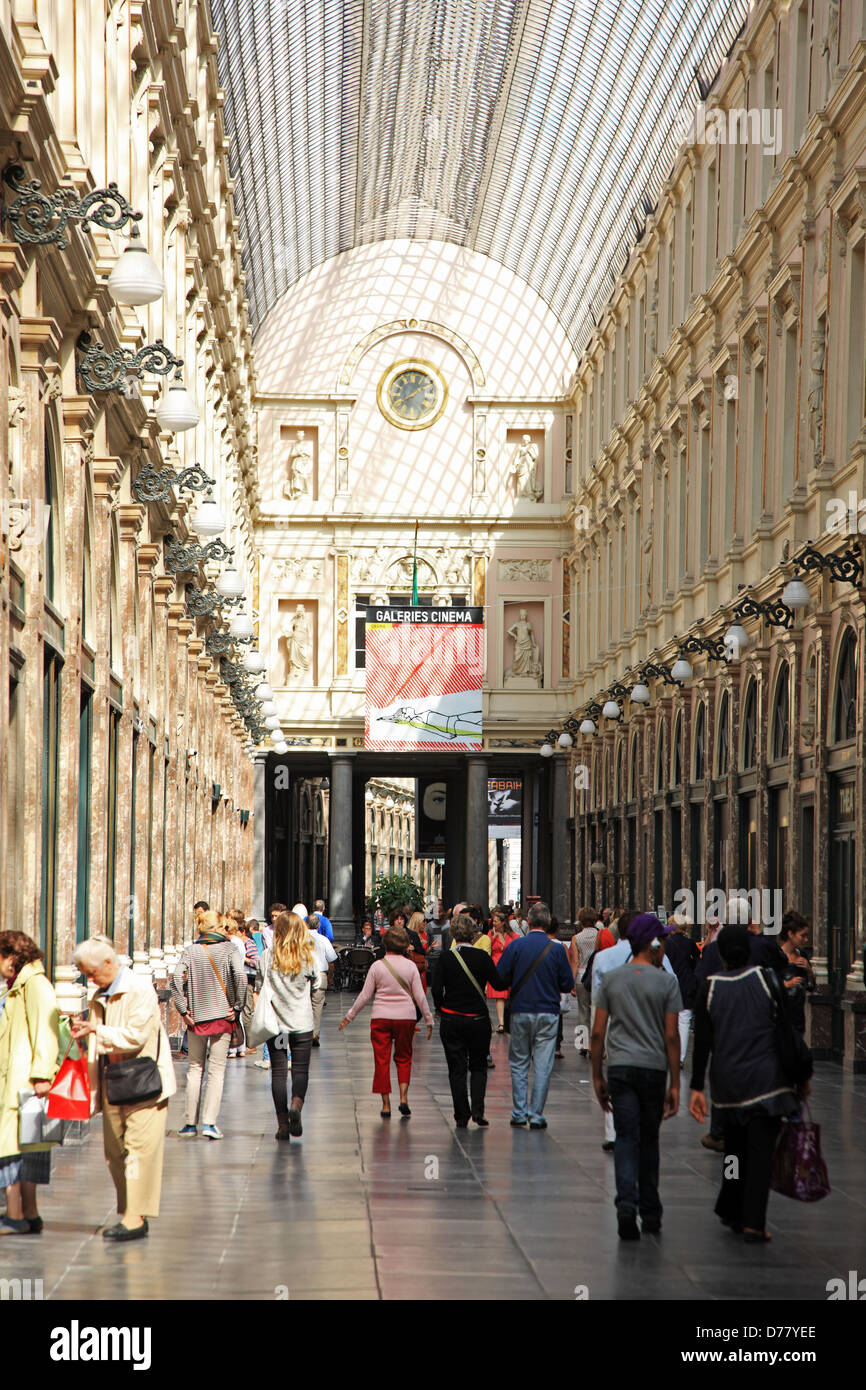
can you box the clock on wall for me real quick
[376,358,448,431]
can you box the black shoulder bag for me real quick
[761,967,813,1088]
[503,940,556,1034]
[103,1008,163,1107]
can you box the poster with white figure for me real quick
[364,606,484,751]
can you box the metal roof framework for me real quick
[212,0,749,352]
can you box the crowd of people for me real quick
[0,893,816,1247]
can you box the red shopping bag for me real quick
[46,1040,91,1120]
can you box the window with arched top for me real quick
[629,736,639,800]
[772,663,790,761]
[716,691,730,776]
[833,629,858,743]
[672,713,683,787]
[615,743,624,803]
[655,719,667,791]
[693,702,706,781]
[741,681,758,770]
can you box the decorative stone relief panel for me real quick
[498,559,551,582]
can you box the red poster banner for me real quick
[365,605,484,751]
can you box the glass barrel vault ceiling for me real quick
[211,0,750,352]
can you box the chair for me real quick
[343,948,375,991]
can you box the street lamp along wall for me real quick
[76,330,182,396]
[792,541,864,586]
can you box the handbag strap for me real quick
[510,939,556,1002]
[451,946,488,1004]
[381,957,415,998]
[203,944,231,1002]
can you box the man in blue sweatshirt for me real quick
[496,902,576,1128]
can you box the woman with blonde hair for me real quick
[256,912,318,1140]
[405,910,429,991]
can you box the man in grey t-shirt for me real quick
[591,913,681,1241]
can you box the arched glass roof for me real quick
[212,0,749,351]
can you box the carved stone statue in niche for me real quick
[823,0,840,93]
[510,434,542,501]
[281,603,313,683]
[504,608,543,689]
[807,327,825,464]
[283,429,313,500]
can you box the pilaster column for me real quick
[465,754,490,912]
[53,395,92,992]
[115,503,144,962]
[88,459,123,936]
[328,752,355,940]
[551,754,570,925]
[253,752,268,919]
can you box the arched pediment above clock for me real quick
[340,319,485,391]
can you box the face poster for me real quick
[488,777,522,839]
[415,777,448,858]
[365,605,484,751]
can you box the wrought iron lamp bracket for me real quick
[792,542,864,587]
[132,459,215,504]
[164,535,234,574]
[76,331,182,395]
[1,162,142,248]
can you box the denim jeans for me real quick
[508,1012,559,1122]
[607,1065,667,1220]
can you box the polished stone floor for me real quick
[3,997,865,1301]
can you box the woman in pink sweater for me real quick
[339,926,433,1117]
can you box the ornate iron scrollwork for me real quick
[132,459,215,504]
[733,595,794,630]
[164,535,234,574]
[679,633,729,662]
[1,162,142,248]
[76,331,182,395]
[793,542,863,586]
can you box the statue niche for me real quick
[280,602,315,684]
[282,427,316,501]
[503,603,543,689]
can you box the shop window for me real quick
[693,702,705,781]
[716,691,730,777]
[741,681,757,770]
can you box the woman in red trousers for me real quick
[339,927,433,1117]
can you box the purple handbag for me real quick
[770,1107,830,1203]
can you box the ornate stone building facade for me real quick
[565,0,866,1067]
[0,2,257,1008]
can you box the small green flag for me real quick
[412,521,419,605]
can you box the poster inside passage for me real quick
[365,606,484,751]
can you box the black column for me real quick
[327,753,354,942]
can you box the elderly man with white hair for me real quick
[70,937,175,1242]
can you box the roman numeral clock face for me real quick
[377,360,448,430]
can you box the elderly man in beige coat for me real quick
[71,936,176,1242]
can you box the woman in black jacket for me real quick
[432,914,503,1128]
[689,925,811,1243]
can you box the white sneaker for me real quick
[253,1059,270,1070]
[202,1125,223,1140]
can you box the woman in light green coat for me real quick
[0,932,61,1235]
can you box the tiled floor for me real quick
[3,999,864,1301]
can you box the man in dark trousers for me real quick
[496,902,575,1129]
[591,912,681,1240]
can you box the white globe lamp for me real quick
[106,243,165,306]
[155,382,199,432]
[630,682,650,704]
